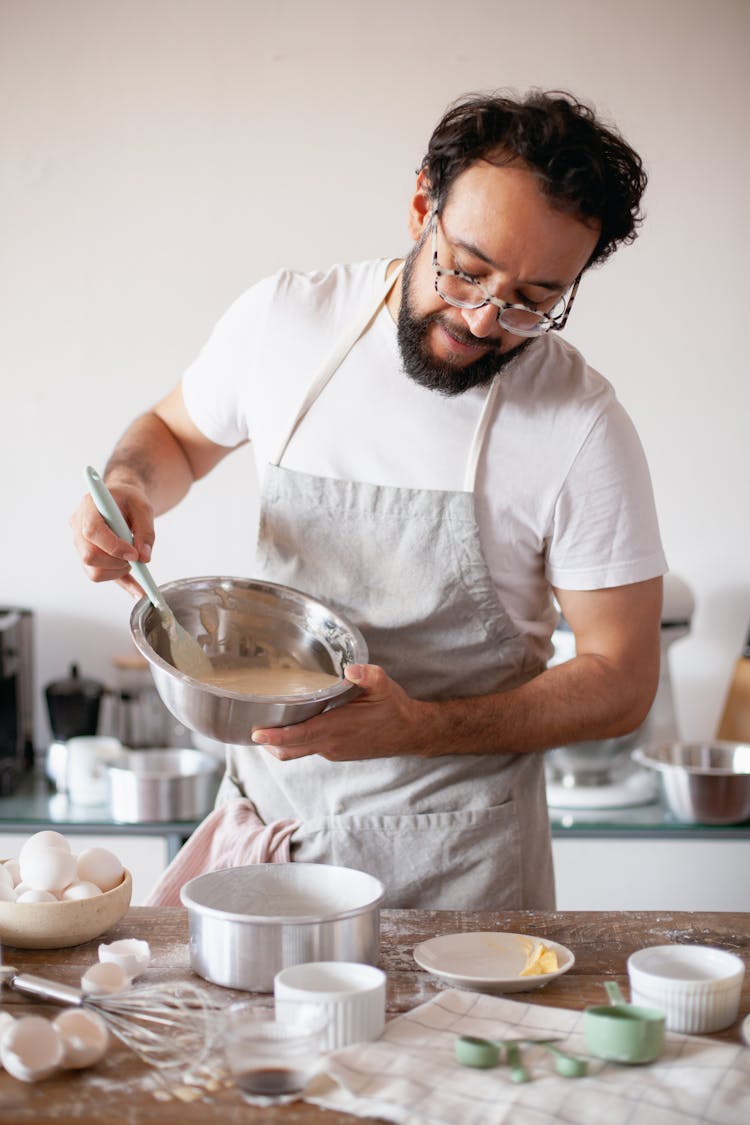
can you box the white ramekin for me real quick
[274,961,386,1050]
[627,944,745,1033]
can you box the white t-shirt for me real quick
[183,258,667,664]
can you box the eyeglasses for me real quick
[431,212,581,337]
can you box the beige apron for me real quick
[219,261,555,910]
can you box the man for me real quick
[72,90,666,910]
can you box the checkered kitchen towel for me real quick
[306,988,750,1125]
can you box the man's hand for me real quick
[251,663,440,762]
[250,577,663,763]
[69,387,236,598]
[70,481,155,600]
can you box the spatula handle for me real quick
[84,465,168,613]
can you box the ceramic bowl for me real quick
[0,869,132,950]
[130,576,368,744]
[627,944,745,1033]
[274,961,386,1049]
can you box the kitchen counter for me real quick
[0,769,217,861]
[548,798,750,836]
[0,907,748,1122]
[5,768,750,844]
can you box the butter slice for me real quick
[519,940,559,977]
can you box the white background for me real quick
[2,0,748,748]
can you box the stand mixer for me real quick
[545,573,694,810]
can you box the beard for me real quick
[396,244,533,396]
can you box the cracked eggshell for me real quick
[81,961,129,995]
[0,884,17,902]
[0,1011,15,1065]
[0,865,13,891]
[20,846,77,893]
[76,847,123,892]
[98,938,151,979]
[53,1009,109,1069]
[0,1015,64,1082]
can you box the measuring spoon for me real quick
[455,1035,588,1079]
[85,466,213,680]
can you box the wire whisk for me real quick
[0,965,226,1072]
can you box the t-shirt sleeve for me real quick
[181,273,278,447]
[546,402,667,590]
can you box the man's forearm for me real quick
[103,412,196,517]
[420,652,657,758]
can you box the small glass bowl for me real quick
[222,1002,328,1100]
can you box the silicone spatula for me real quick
[84,466,213,680]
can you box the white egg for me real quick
[0,865,13,890]
[16,889,58,903]
[0,1010,15,1067]
[81,961,129,996]
[18,831,71,863]
[53,1009,109,1069]
[98,938,151,979]
[61,880,102,901]
[76,847,123,892]
[3,859,21,886]
[0,884,17,902]
[19,846,77,893]
[0,1015,64,1082]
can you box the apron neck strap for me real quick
[271,261,404,467]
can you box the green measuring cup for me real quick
[583,981,665,1064]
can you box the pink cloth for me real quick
[144,798,300,906]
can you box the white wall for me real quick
[2,0,748,747]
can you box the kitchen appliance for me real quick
[545,573,695,809]
[0,606,35,795]
[44,664,105,792]
[102,653,190,749]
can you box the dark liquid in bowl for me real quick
[237,1067,308,1096]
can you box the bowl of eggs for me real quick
[0,831,131,950]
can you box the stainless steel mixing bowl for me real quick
[106,747,220,823]
[180,863,384,991]
[130,577,368,745]
[632,741,750,824]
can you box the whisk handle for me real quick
[7,971,84,1007]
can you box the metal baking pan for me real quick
[106,747,220,823]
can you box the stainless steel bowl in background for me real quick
[130,577,369,745]
[180,863,384,991]
[632,742,750,825]
[106,747,220,823]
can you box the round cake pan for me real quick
[106,747,220,823]
[180,863,384,992]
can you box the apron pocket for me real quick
[293,801,522,911]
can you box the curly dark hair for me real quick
[419,90,647,268]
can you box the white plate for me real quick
[413,931,575,993]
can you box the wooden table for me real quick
[1,909,748,1123]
